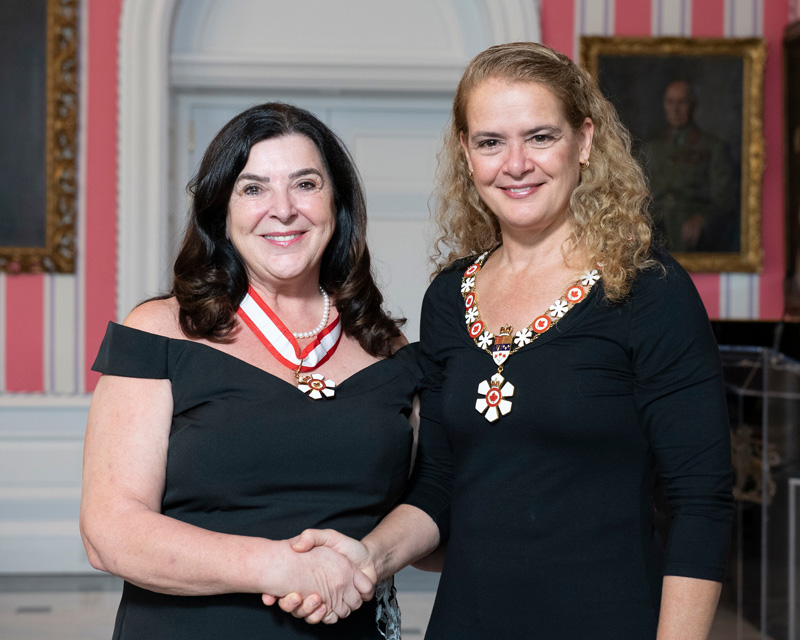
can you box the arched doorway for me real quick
[118,0,541,333]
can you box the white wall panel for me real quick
[0,520,92,573]
[578,0,614,36]
[0,400,91,572]
[726,0,762,37]
[652,0,691,35]
[331,106,448,221]
[45,274,80,393]
[0,442,83,487]
[368,220,437,342]
[173,0,458,59]
[720,273,760,319]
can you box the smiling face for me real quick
[460,79,593,240]
[226,134,336,292]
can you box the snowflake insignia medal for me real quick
[475,373,515,422]
[297,373,336,399]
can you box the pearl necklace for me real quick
[291,286,330,339]
[237,285,341,400]
[462,248,602,423]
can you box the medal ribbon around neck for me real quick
[462,248,602,423]
[237,285,342,399]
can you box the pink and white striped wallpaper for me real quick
[0,0,792,395]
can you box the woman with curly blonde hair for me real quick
[432,41,655,302]
[273,42,732,640]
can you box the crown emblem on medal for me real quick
[491,325,514,366]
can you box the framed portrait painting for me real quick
[580,36,766,273]
[0,0,78,273]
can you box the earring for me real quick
[468,169,474,180]
[580,159,590,170]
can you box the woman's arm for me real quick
[656,576,722,640]
[80,304,372,615]
[80,371,371,611]
[629,257,733,637]
[363,504,441,580]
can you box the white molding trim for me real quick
[117,0,179,319]
[0,401,91,439]
[170,59,476,92]
[484,0,542,43]
[117,0,540,317]
[0,394,91,408]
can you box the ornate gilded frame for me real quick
[0,0,78,273]
[580,37,766,273]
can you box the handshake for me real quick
[264,528,380,625]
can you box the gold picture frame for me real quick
[580,36,766,273]
[0,0,78,273]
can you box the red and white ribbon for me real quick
[237,286,342,372]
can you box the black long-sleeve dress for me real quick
[92,323,421,639]
[405,249,733,639]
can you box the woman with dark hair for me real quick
[80,102,419,639]
[278,43,733,639]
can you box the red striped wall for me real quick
[692,0,726,36]
[4,275,44,391]
[761,0,789,318]
[614,0,651,36]
[540,0,575,60]
[0,0,793,394]
[83,0,121,391]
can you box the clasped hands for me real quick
[265,529,377,624]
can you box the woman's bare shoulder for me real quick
[123,298,184,339]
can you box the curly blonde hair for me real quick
[432,42,657,302]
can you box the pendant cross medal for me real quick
[475,325,515,422]
[295,358,336,400]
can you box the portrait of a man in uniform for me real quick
[581,36,765,272]
[586,49,747,259]
[644,80,739,253]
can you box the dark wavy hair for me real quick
[171,102,403,356]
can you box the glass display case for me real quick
[719,346,800,640]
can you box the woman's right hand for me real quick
[267,506,440,624]
[274,537,375,622]
[265,529,377,624]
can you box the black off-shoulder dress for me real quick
[92,323,421,640]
